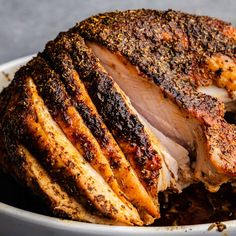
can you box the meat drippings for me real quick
[155,183,236,226]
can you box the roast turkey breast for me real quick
[0,9,235,226]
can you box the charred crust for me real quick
[25,57,71,118]
[75,103,109,146]
[42,37,109,147]
[109,158,121,169]
[87,70,146,145]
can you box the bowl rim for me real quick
[1,202,236,235]
[0,55,235,235]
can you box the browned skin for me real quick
[77,9,236,179]
[77,9,235,95]
[206,120,236,176]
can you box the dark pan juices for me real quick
[155,183,236,226]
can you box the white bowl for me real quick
[0,56,235,236]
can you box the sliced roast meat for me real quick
[0,9,235,226]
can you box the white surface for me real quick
[0,56,235,235]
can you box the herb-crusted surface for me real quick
[77,9,236,122]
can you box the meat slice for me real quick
[0,75,142,225]
[139,114,192,190]
[0,141,116,225]
[77,9,236,191]
[0,84,115,225]
[78,10,235,94]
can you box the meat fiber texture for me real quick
[0,9,235,226]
